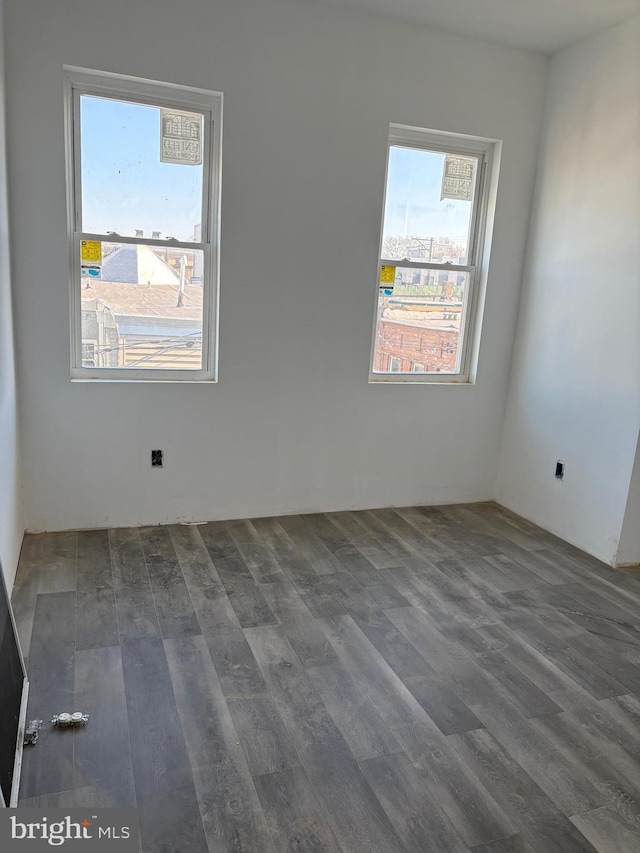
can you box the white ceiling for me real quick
[313,0,640,53]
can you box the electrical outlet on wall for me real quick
[555,460,564,480]
[151,449,163,467]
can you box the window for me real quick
[65,68,222,380]
[370,125,498,383]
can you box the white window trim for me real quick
[64,67,223,382]
[369,124,501,385]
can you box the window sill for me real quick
[368,375,474,386]
[71,376,217,384]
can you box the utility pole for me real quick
[177,254,187,307]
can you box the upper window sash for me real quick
[382,125,491,269]
[70,89,215,245]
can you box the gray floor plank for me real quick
[387,607,561,721]
[359,751,469,853]
[278,514,347,575]
[120,635,194,800]
[258,577,406,762]
[450,727,600,853]
[220,574,278,629]
[189,583,272,698]
[560,580,640,634]
[529,708,640,812]
[470,837,536,853]
[19,790,76,808]
[571,806,640,853]
[254,765,343,853]
[386,563,501,631]
[137,786,208,853]
[227,518,283,584]
[198,520,244,566]
[462,704,605,816]
[486,551,568,587]
[564,631,640,696]
[257,576,341,668]
[446,505,543,553]
[394,507,471,559]
[303,512,355,555]
[107,528,146,591]
[499,612,628,700]
[194,601,297,778]
[168,523,221,589]
[358,509,439,566]
[369,508,450,563]
[317,615,514,847]
[253,516,349,618]
[245,624,408,853]
[199,523,280,627]
[495,546,582,586]
[450,627,564,719]
[304,654,403,760]
[327,511,403,569]
[10,534,45,660]
[76,529,119,650]
[500,588,585,641]
[580,571,640,613]
[164,634,276,853]
[139,526,201,639]
[384,620,604,816]
[77,528,112,592]
[76,588,119,651]
[109,528,160,640]
[73,646,136,807]
[349,606,484,734]
[475,621,588,702]
[223,696,299,777]
[316,614,450,739]
[37,531,77,594]
[19,591,76,800]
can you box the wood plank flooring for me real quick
[11,502,640,852]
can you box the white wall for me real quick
[497,16,640,565]
[4,0,547,533]
[0,0,24,589]
[617,437,640,566]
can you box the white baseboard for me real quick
[10,678,29,807]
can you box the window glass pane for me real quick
[381,146,477,264]
[372,267,470,375]
[80,95,204,243]
[80,241,204,370]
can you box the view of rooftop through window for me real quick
[373,144,479,376]
[76,93,209,372]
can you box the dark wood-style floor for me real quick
[10,502,640,852]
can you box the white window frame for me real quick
[64,67,222,382]
[369,124,499,384]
